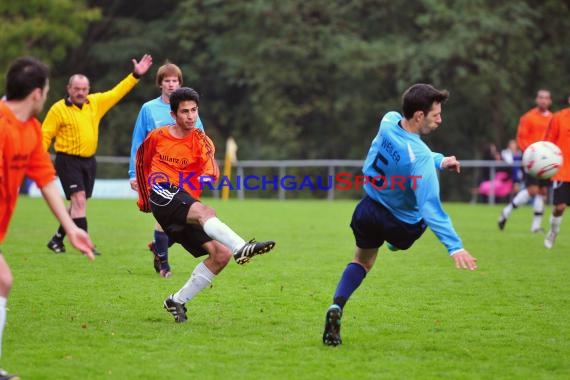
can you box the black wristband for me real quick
[132,72,141,79]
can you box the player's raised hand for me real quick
[132,54,153,77]
[451,249,477,270]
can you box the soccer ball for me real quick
[521,141,563,179]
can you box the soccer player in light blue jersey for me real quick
[128,62,204,277]
[322,83,478,346]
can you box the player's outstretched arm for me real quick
[40,181,95,260]
[450,249,477,270]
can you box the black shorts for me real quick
[55,153,96,200]
[350,195,427,250]
[523,172,551,188]
[149,185,212,257]
[552,181,570,206]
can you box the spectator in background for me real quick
[42,54,153,255]
[479,142,502,183]
[484,142,502,161]
[498,89,553,233]
[128,62,205,278]
[1,56,95,380]
[543,94,570,249]
[475,143,506,202]
[501,139,523,195]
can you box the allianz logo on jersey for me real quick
[158,153,190,167]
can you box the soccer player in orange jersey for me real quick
[0,57,95,380]
[129,62,206,278]
[135,87,275,323]
[498,89,553,232]
[543,94,570,248]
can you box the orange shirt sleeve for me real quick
[545,109,570,181]
[200,133,220,182]
[516,113,534,152]
[25,121,56,188]
[544,114,560,143]
[0,126,5,189]
[135,130,157,213]
[0,104,56,243]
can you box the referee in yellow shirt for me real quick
[42,54,153,254]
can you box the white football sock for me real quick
[203,217,246,253]
[531,196,545,231]
[501,203,513,218]
[173,262,216,304]
[503,189,531,217]
[549,215,563,234]
[512,189,531,207]
[0,297,6,357]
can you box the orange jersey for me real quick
[0,101,56,243]
[544,108,570,181]
[516,107,553,152]
[136,125,219,212]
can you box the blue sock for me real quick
[154,230,170,264]
[332,262,367,309]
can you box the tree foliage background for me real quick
[2,0,570,163]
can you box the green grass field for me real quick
[2,197,569,379]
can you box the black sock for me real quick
[54,225,66,241]
[73,217,88,232]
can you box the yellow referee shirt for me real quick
[42,73,139,157]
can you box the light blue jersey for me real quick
[128,96,204,179]
[362,111,463,254]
